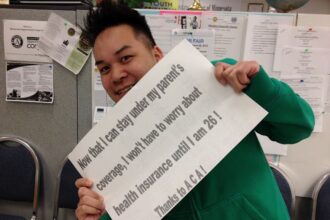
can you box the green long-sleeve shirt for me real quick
[100,58,314,220]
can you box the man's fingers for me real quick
[77,204,102,215]
[76,205,101,220]
[78,186,103,200]
[222,65,247,92]
[214,62,231,85]
[79,192,105,210]
[75,178,93,188]
[237,69,251,85]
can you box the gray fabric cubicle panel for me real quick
[0,8,78,220]
[77,9,93,142]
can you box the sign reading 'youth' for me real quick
[69,40,267,220]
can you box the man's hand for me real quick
[75,178,105,220]
[214,61,260,93]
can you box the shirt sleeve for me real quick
[99,212,111,220]
[212,58,315,144]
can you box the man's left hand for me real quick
[214,61,260,93]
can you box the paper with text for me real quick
[274,25,330,71]
[243,13,295,77]
[6,62,54,104]
[3,20,51,63]
[69,40,267,220]
[38,13,91,75]
[201,11,248,60]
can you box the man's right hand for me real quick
[75,178,105,220]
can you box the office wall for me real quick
[0,7,87,220]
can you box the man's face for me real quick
[93,24,163,102]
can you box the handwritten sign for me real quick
[69,40,267,220]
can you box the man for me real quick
[190,16,199,29]
[75,1,315,219]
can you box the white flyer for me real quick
[6,62,54,104]
[274,25,330,71]
[171,29,215,59]
[201,11,248,60]
[38,13,91,75]
[181,0,242,11]
[243,13,296,76]
[145,14,180,54]
[3,20,51,63]
[69,40,267,220]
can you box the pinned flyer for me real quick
[69,40,267,220]
[38,13,91,75]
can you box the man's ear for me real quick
[153,45,164,62]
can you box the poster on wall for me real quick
[3,20,52,63]
[6,62,54,104]
[39,13,92,75]
[143,0,179,9]
[180,0,242,11]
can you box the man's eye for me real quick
[121,55,133,63]
[99,66,110,75]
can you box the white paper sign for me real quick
[69,40,267,220]
[3,20,51,63]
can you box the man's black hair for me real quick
[82,0,156,48]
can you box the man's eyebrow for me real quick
[95,60,104,66]
[115,45,131,55]
[94,45,132,66]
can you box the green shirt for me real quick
[100,58,314,220]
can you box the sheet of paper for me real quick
[3,20,51,63]
[279,47,330,76]
[201,11,248,60]
[145,15,180,54]
[171,29,215,59]
[93,106,111,124]
[69,40,267,220]
[243,13,296,76]
[6,62,54,104]
[280,75,328,132]
[274,25,330,71]
[38,13,91,75]
[278,47,330,132]
[160,10,202,30]
[181,0,242,11]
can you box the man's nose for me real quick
[112,64,128,84]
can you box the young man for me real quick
[75,1,315,219]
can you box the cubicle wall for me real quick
[0,6,91,220]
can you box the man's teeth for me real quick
[120,85,133,94]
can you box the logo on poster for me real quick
[11,35,23,48]
[27,36,39,49]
